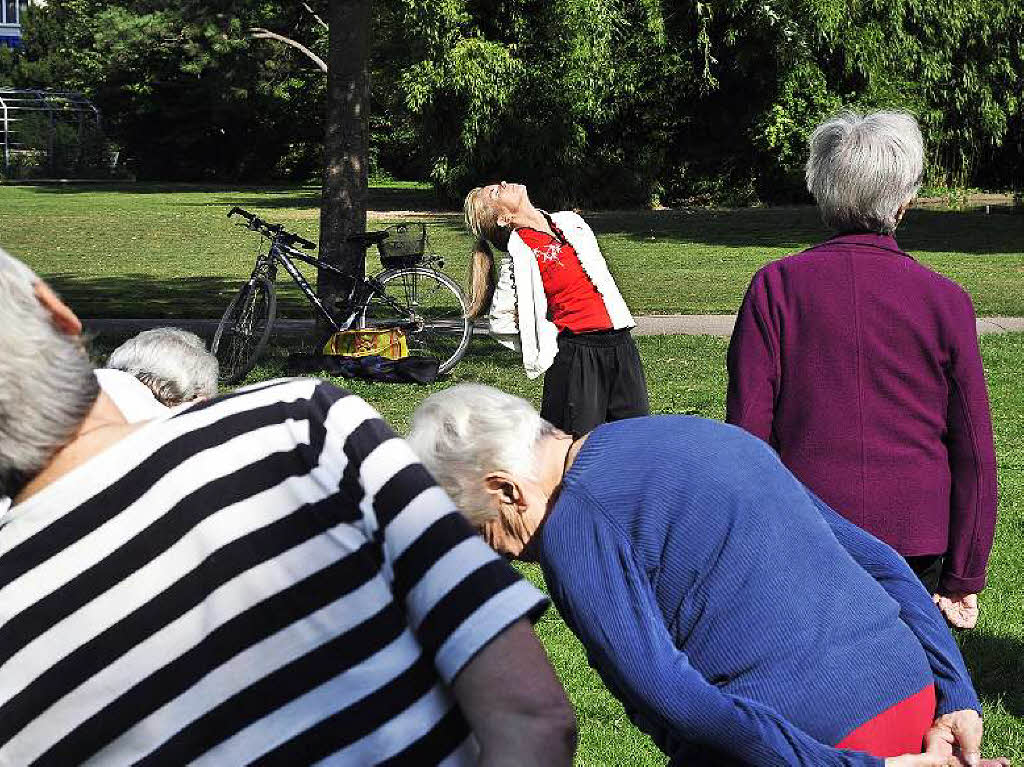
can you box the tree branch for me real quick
[301,2,329,31]
[249,27,328,72]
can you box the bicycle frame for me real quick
[217,206,471,381]
[257,239,427,334]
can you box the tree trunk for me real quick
[317,0,371,334]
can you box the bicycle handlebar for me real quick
[228,206,316,249]
[228,206,390,253]
[227,206,254,221]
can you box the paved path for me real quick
[83,315,1024,338]
[632,315,1024,337]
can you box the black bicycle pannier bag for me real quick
[286,353,440,384]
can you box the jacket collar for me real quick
[810,232,913,260]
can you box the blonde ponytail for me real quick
[467,238,497,318]
[464,186,503,319]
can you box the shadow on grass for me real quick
[591,206,1024,255]
[45,272,315,320]
[18,182,445,213]
[206,337,515,399]
[960,629,1024,717]
[20,183,1023,255]
[44,256,474,320]
[209,186,445,213]
[16,182,320,196]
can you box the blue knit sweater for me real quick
[539,416,980,766]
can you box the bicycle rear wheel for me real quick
[358,267,471,374]
[212,275,277,384]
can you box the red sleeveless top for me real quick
[516,225,612,334]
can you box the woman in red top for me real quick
[464,182,648,436]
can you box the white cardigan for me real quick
[487,211,634,379]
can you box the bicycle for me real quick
[212,207,471,384]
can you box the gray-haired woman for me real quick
[0,250,576,765]
[104,327,219,407]
[726,111,997,629]
[408,383,1006,766]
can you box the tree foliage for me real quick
[7,1,327,180]
[390,0,683,205]
[390,0,1022,204]
[747,0,1024,195]
[4,0,1021,199]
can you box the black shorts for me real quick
[540,328,649,437]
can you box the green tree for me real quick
[12,1,327,180]
[389,0,1022,204]
[697,0,1024,199]
[394,0,685,206]
[7,0,1020,198]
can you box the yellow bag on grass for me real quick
[323,328,409,360]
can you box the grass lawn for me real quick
[13,179,1023,760]
[85,332,1024,763]
[3,182,1024,319]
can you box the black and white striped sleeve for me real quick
[316,386,549,685]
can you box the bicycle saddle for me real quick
[346,231,389,246]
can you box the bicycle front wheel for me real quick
[212,275,277,384]
[358,267,471,374]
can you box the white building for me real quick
[1,1,32,49]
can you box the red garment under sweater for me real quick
[837,684,936,756]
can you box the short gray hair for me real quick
[0,247,38,284]
[107,328,219,406]
[806,111,924,235]
[0,250,98,498]
[407,384,551,527]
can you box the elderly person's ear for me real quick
[484,473,524,509]
[33,282,82,336]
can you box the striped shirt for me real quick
[0,379,547,766]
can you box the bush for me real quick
[393,0,1023,205]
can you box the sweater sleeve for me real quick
[805,489,981,717]
[941,292,998,595]
[726,270,779,444]
[318,392,549,685]
[541,491,883,767]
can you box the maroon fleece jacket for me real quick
[726,232,997,594]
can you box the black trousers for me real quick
[540,328,649,437]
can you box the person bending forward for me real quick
[409,383,1007,767]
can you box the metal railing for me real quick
[0,89,101,172]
